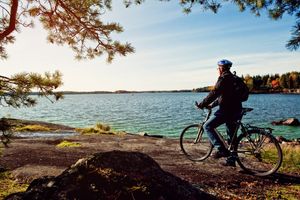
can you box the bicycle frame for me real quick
[198,108,253,152]
[194,109,212,144]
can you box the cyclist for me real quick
[195,59,242,166]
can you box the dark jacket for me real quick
[199,71,242,115]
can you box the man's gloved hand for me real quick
[195,101,204,109]
[206,104,212,109]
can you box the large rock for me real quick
[6,151,214,200]
[272,118,300,126]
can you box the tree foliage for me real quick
[194,71,300,92]
[178,0,300,50]
[0,71,62,108]
[1,1,299,62]
[243,71,300,91]
[0,0,138,111]
[0,71,62,146]
[0,0,135,62]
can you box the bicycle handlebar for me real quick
[195,101,212,111]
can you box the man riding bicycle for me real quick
[195,59,243,166]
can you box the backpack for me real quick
[232,73,249,102]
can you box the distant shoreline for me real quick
[60,90,300,95]
[60,90,193,94]
[29,89,300,95]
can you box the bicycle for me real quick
[180,107,283,176]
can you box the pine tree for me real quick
[0,71,62,108]
[0,0,135,61]
[279,74,289,89]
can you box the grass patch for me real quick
[266,184,300,200]
[76,123,126,136]
[0,172,28,199]
[280,145,300,173]
[262,144,300,173]
[56,140,81,148]
[14,125,51,132]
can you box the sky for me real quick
[0,1,299,91]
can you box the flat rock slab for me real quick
[1,134,300,199]
[6,151,215,200]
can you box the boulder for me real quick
[275,136,291,143]
[5,151,215,200]
[272,118,300,126]
[282,118,300,126]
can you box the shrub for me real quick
[75,123,125,136]
[95,123,111,131]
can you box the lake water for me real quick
[0,93,299,139]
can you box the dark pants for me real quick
[204,109,242,152]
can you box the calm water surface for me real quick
[0,93,299,139]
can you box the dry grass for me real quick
[0,172,28,199]
[266,184,300,200]
[262,144,300,173]
[280,144,300,173]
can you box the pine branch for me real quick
[0,0,18,41]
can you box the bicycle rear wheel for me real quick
[235,129,282,176]
[180,124,213,161]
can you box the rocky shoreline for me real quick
[1,118,75,132]
[1,119,300,199]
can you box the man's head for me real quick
[217,59,232,75]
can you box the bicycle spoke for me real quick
[180,124,212,161]
[256,134,268,151]
[235,130,282,176]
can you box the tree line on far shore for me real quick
[193,71,300,93]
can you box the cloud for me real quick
[230,52,300,75]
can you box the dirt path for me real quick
[1,134,300,199]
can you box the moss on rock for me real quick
[56,141,81,148]
[14,125,51,132]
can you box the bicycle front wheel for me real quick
[180,124,213,161]
[235,129,282,176]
